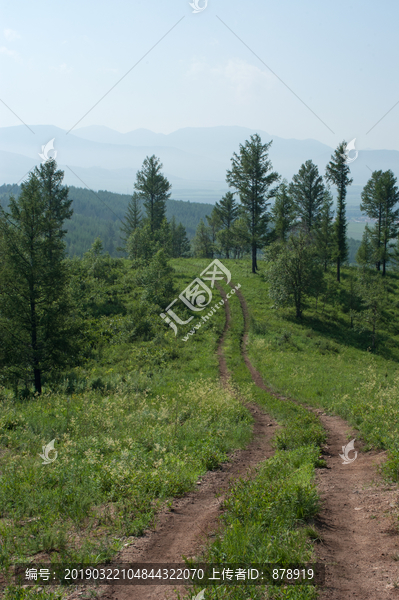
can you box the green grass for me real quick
[178,256,399,599]
[0,260,253,597]
[182,278,326,600]
[219,260,399,481]
[2,588,63,600]
[3,255,399,599]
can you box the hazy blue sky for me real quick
[1,0,398,150]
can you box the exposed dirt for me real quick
[76,285,277,600]
[312,410,399,599]
[232,282,399,599]
[67,280,399,600]
[233,285,288,401]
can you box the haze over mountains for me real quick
[1,124,398,205]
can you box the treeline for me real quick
[192,135,399,279]
[0,177,364,264]
[0,183,212,257]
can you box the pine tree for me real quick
[214,191,239,229]
[271,180,296,242]
[325,141,353,282]
[289,160,325,231]
[177,223,191,257]
[33,158,72,265]
[127,223,155,261]
[315,188,334,271]
[356,225,375,266]
[226,134,280,273]
[360,169,399,275]
[193,219,214,258]
[0,171,76,394]
[230,216,251,259]
[120,192,142,247]
[213,191,239,258]
[206,208,222,251]
[169,218,191,258]
[134,155,171,233]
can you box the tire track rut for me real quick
[231,283,399,599]
[84,284,277,600]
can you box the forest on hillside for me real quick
[0,182,364,263]
[0,184,212,256]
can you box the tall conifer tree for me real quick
[226,134,280,273]
[325,142,353,282]
[134,155,171,233]
[120,192,142,247]
[360,169,399,275]
[271,180,296,242]
[0,167,75,394]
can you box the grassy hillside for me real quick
[0,259,253,592]
[2,256,399,599]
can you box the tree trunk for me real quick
[252,243,257,274]
[34,368,42,395]
[295,291,302,318]
[30,297,42,394]
[382,258,386,276]
[336,256,340,282]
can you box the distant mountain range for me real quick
[1,124,398,204]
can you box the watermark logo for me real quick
[192,590,205,600]
[180,278,213,312]
[38,138,57,162]
[339,438,357,464]
[189,0,208,13]
[39,439,57,464]
[342,138,358,164]
[160,259,237,339]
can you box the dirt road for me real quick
[233,283,399,599]
[69,283,399,600]
[90,285,276,600]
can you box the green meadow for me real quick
[2,257,399,599]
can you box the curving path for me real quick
[231,282,399,600]
[68,282,399,600]
[78,285,277,600]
